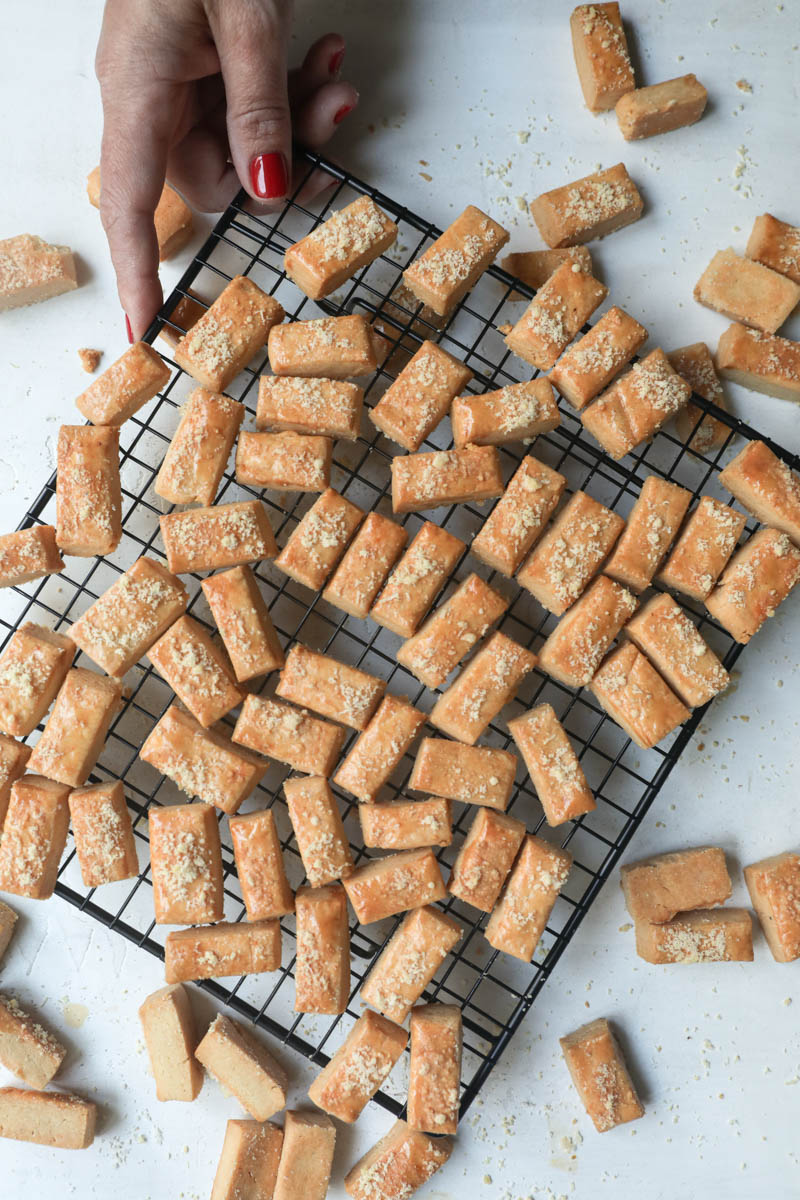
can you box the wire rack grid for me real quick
[2,150,799,1122]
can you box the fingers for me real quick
[209,0,294,204]
[96,81,175,339]
[293,80,359,149]
[288,31,345,105]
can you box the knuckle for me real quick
[229,99,290,144]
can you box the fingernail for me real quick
[125,313,133,344]
[329,47,345,76]
[333,104,355,126]
[250,152,289,199]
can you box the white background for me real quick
[1,1,799,1198]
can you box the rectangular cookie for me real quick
[235,430,332,493]
[744,851,800,963]
[257,375,363,440]
[0,736,30,831]
[517,490,626,615]
[370,522,465,636]
[0,995,66,1088]
[76,341,170,425]
[448,808,526,913]
[485,834,572,960]
[360,905,462,1024]
[550,305,647,409]
[359,798,453,850]
[407,1004,462,1134]
[0,1087,96,1149]
[624,592,730,707]
[275,487,364,591]
[621,847,732,925]
[160,500,277,574]
[471,456,566,577]
[322,512,408,618]
[284,195,397,299]
[429,631,537,744]
[138,983,203,1102]
[403,205,509,316]
[154,388,244,506]
[0,776,71,899]
[370,340,473,452]
[149,801,224,925]
[530,163,643,248]
[56,425,122,556]
[537,575,638,688]
[668,341,730,455]
[277,643,385,731]
[0,622,75,738]
[0,525,64,589]
[705,527,800,642]
[165,921,281,982]
[333,694,425,803]
[211,1118,283,1200]
[581,347,692,460]
[0,900,17,964]
[397,573,509,689]
[229,809,294,920]
[409,738,517,811]
[308,1009,407,1122]
[615,74,708,140]
[715,321,800,403]
[501,246,593,289]
[569,3,635,113]
[0,233,77,311]
[273,1111,335,1200]
[147,613,243,727]
[450,378,560,447]
[68,555,188,677]
[719,439,800,545]
[694,247,800,334]
[505,261,608,369]
[141,704,266,813]
[68,780,138,887]
[27,668,122,786]
[294,884,350,1014]
[658,496,747,601]
[746,212,800,285]
[195,1014,288,1120]
[604,477,692,593]
[268,314,377,379]
[560,1018,643,1131]
[174,274,284,390]
[284,775,353,887]
[344,1121,453,1200]
[590,642,690,749]
[507,704,595,826]
[343,848,446,923]
[635,908,754,963]
[391,444,504,514]
[201,565,284,682]
[233,694,346,777]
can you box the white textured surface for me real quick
[1,1,799,1197]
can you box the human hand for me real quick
[95,0,359,340]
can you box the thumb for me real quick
[212,0,293,203]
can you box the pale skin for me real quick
[95,0,359,339]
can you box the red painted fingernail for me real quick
[333,104,354,125]
[329,47,345,76]
[250,152,289,199]
[125,313,133,344]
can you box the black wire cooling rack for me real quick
[2,150,799,1121]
